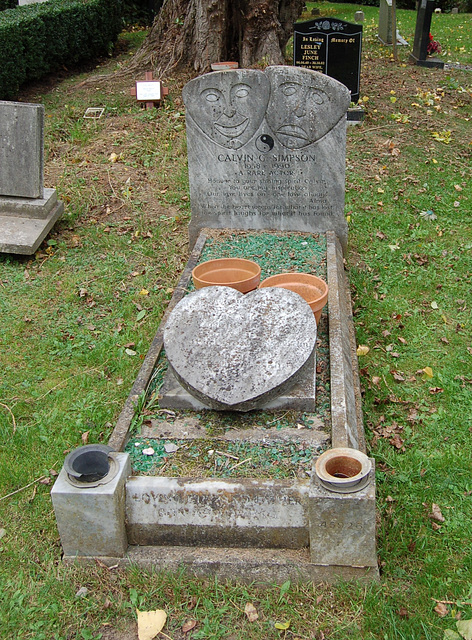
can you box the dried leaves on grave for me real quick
[371,417,406,451]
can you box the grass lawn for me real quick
[0,4,471,639]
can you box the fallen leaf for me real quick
[244,602,259,622]
[429,387,444,394]
[457,619,472,640]
[108,152,119,163]
[391,371,405,382]
[139,289,149,296]
[372,376,381,386]
[398,607,409,618]
[81,431,89,445]
[357,345,370,356]
[423,367,434,379]
[430,503,445,522]
[444,630,461,639]
[137,609,167,640]
[125,348,137,356]
[182,619,197,633]
[431,301,439,309]
[435,602,449,617]
[390,434,405,449]
[275,620,290,630]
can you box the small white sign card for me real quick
[136,81,162,101]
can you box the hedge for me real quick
[0,0,122,99]
[0,0,17,11]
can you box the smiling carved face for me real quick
[265,66,350,149]
[182,70,270,149]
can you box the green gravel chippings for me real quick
[125,436,324,479]
[200,231,327,281]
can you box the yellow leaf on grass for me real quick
[137,609,167,640]
[423,367,433,379]
[139,289,149,296]
[275,620,290,630]
[357,345,370,356]
[457,619,472,640]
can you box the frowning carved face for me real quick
[183,70,270,149]
[265,66,350,149]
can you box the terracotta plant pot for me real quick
[314,447,372,493]
[192,258,261,293]
[259,273,328,324]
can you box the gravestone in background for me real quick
[293,18,362,103]
[183,66,351,251]
[378,0,394,44]
[0,101,43,198]
[378,0,409,46]
[0,101,63,254]
[409,0,444,68]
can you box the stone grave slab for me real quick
[183,67,350,250]
[0,101,44,199]
[158,350,316,412]
[163,286,317,411]
[52,230,378,583]
[0,189,63,255]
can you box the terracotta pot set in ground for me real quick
[192,257,328,324]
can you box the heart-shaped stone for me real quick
[163,286,317,411]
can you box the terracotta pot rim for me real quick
[315,447,372,492]
[259,272,328,304]
[192,257,261,290]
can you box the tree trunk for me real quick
[130,0,304,76]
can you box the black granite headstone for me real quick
[409,0,444,69]
[294,18,362,103]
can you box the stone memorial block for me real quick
[183,66,350,250]
[378,0,408,46]
[163,286,318,412]
[378,0,394,44]
[0,101,43,198]
[293,18,362,102]
[0,100,63,254]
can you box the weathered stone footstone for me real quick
[163,286,317,411]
